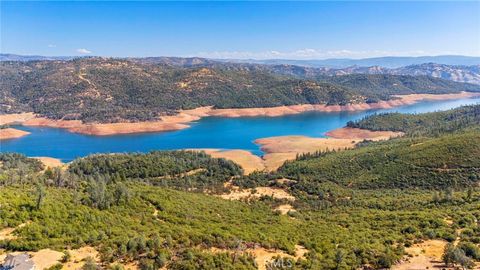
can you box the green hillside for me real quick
[348,104,480,136]
[1,152,479,269]
[1,58,478,123]
[279,130,480,191]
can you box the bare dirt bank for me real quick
[192,127,401,173]
[0,128,30,140]
[189,149,265,174]
[206,91,480,117]
[256,127,404,171]
[1,92,478,136]
[19,114,191,136]
[34,157,65,169]
[256,136,357,171]
[326,127,404,140]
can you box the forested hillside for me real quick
[348,104,480,136]
[1,58,478,123]
[1,149,480,269]
[279,130,480,190]
[273,105,480,195]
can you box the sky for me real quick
[1,1,479,59]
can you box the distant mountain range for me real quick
[3,53,479,67]
[225,55,480,68]
[1,54,480,84]
[268,63,480,85]
[0,53,76,62]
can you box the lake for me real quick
[1,98,478,162]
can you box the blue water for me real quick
[1,98,478,162]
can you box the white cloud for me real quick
[76,48,92,54]
[193,49,445,60]
[47,44,56,48]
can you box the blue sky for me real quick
[1,1,479,59]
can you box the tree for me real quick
[61,251,71,263]
[34,183,46,210]
[113,182,130,205]
[443,243,474,269]
[443,243,456,267]
[453,248,474,270]
[334,249,345,269]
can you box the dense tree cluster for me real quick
[69,151,242,192]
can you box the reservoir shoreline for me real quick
[1,91,479,137]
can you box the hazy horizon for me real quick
[2,52,480,61]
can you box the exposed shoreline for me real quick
[0,91,478,136]
[254,127,403,171]
[189,127,403,173]
[0,128,31,140]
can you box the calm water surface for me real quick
[1,98,478,162]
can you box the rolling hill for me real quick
[1,57,478,123]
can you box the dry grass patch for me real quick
[190,149,266,174]
[325,127,404,140]
[217,186,295,202]
[62,246,99,270]
[0,222,29,241]
[256,136,356,171]
[392,240,449,270]
[274,204,296,215]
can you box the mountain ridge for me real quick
[1,58,479,123]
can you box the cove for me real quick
[1,97,479,162]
